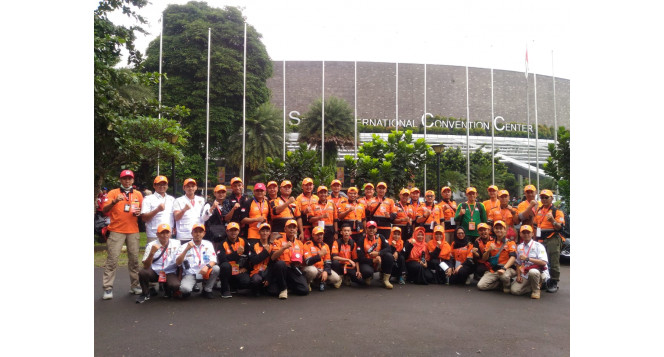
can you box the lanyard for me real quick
[121,192,132,202]
[254,198,265,216]
[537,206,551,225]
[466,203,476,220]
[192,244,202,266]
[160,244,169,270]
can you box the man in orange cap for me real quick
[393,188,415,240]
[331,224,362,286]
[175,224,219,298]
[268,219,309,298]
[357,221,395,289]
[482,185,501,213]
[409,187,422,209]
[415,190,441,242]
[437,186,457,244]
[101,169,144,299]
[338,186,366,242]
[477,220,517,293]
[516,184,541,232]
[455,187,487,241]
[308,186,338,248]
[487,190,519,241]
[248,223,274,296]
[270,180,304,239]
[137,224,181,303]
[296,178,318,241]
[173,178,206,243]
[329,179,348,209]
[471,223,494,281]
[222,177,250,226]
[219,222,249,298]
[240,183,269,248]
[303,226,341,291]
[533,189,566,293]
[201,185,228,249]
[266,181,279,201]
[358,182,376,207]
[511,225,549,299]
[141,175,175,245]
[365,181,395,239]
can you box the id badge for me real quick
[536,227,542,237]
[231,262,239,275]
[318,220,325,228]
[124,204,131,212]
[158,271,167,282]
[131,201,140,212]
[450,217,455,225]
[430,221,434,230]
[468,222,476,230]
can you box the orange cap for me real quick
[493,220,506,227]
[281,180,292,187]
[466,187,477,194]
[520,225,533,233]
[441,186,451,193]
[363,183,374,190]
[400,188,410,196]
[191,223,206,232]
[157,223,171,233]
[487,185,498,192]
[376,182,387,188]
[498,190,509,197]
[285,219,298,227]
[317,185,328,193]
[214,185,227,192]
[312,226,325,235]
[392,226,402,233]
[230,177,243,185]
[540,189,554,197]
[433,225,445,233]
[410,187,420,193]
[183,178,197,187]
[425,190,435,197]
[302,177,313,185]
[258,222,271,231]
[331,179,342,186]
[524,185,536,193]
[227,222,240,231]
[347,187,358,193]
[153,175,168,184]
[478,223,491,230]
[267,181,278,188]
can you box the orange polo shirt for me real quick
[271,237,305,266]
[104,188,143,233]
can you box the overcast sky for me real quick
[106,0,572,79]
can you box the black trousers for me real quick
[138,268,180,295]
[331,260,362,284]
[449,265,473,285]
[359,252,395,279]
[405,261,435,285]
[267,260,309,296]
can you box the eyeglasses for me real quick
[540,196,550,199]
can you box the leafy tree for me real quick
[544,126,570,212]
[142,2,273,180]
[344,131,433,197]
[261,144,336,196]
[299,96,355,165]
[226,102,283,177]
[94,0,189,205]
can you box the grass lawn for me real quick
[94,233,147,267]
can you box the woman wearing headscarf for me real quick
[448,226,475,285]
[403,226,436,284]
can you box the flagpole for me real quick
[321,61,325,166]
[423,63,427,193]
[466,65,470,188]
[157,13,163,176]
[354,60,357,159]
[525,44,531,184]
[395,62,399,133]
[283,60,286,160]
[242,22,247,183]
[534,72,540,192]
[552,50,558,143]
[491,67,495,185]
[205,27,211,198]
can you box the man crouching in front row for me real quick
[137,223,181,303]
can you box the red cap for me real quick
[254,183,266,191]
[367,221,377,228]
[290,251,303,264]
[120,170,134,178]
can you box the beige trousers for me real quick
[102,231,140,290]
[510,269,542,296]
[477,268,515,291]
[303,266,341,287]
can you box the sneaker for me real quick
[149,287,159,297]
[546,279,559,293]
[399,276,406,285]
[465,275,473,285]
[136,294,150,304]
[201,290,215,299]
[192,283,201,293]
[333,279,342,289]
[102,289,113,300]
[131,286,143,295]
[531,290,541,299]
[364,277,373,286]
[221,291,232,299]
[278,289,288,299]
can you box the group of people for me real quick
[100,169,566,303]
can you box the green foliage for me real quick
[299,96,355,165]
[261,144,336,196]
[142,2,273,171]
[226,102,284,175]
[544,126,570,213]
[345,130,433,197]
[94,0,189,205]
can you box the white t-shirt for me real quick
[176,240,217,277]
[173,195,206,239]
[141,193,175,238]
[516,240,550,281]
[142,239,181,274]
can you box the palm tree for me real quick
[226,102,283,177]
[299,96,354,165]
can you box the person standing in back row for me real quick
[141,175,175,245]
[173,178,206,244]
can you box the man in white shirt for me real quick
[173,178,206,243]
[511,225,549,299]
[141,175,175,244]
[136,224,181,303]
[176,223,220,298]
